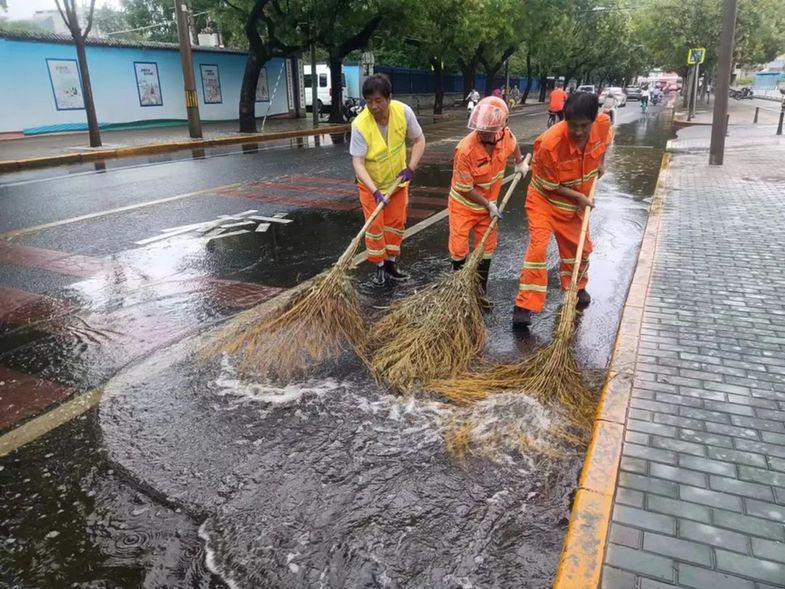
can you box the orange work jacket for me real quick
[528,113,613,214]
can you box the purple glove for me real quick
[373,190,387,206]
[397,167,414,182]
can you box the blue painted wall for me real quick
[754,71,784,90]
[344,64,361,98]
[0,36,290,134]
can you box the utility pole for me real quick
[709,0,737,165]
[310,41,319,127]
[185,0,198,45]
[174,0,202,138]
[688,63,699,121]
[505,58,510,102]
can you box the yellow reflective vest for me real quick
[353,100,408,193]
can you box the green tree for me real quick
[121,0,216,43]
[92,5,132,37]
[222,0,302,132]
[308,0,387,123]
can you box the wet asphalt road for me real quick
[0,100,674,588]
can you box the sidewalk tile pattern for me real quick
[601,145,785,589]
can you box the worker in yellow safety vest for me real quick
[351,74,427,286]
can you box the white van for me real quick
[303,64,347,112]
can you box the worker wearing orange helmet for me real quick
[449,96,526,308]
[513,91,613,327]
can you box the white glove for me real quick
[487,202,502,220]
[514,160,527,175]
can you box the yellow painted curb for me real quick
[0,124,351,174]
[552,152,671,589]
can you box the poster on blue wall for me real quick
[46,59,84,111]
[200,64,222,104]
[255,67,269,102]
[134,62,163,107]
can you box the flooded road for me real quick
[1,102,674,587]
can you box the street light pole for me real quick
[709,0,737,165]
[174,0,202,138]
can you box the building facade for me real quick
[0,32,300,135]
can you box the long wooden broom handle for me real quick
[567,178,598,292]
[476,152,532,250]
[336,177,405,268]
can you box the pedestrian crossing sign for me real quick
[687,48,706,65]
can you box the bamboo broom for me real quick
[430,179,599,429]
[369,155,532,394]
[206,178,403,382]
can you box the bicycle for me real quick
[547,110,561,128]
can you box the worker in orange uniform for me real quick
[351,74,427,286]
[548,82,568,122]
[513,91,613,327]
[449,96,527,308]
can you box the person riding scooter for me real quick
[466,88,480,117]
[651,86,662,106]
[601,91,617,124]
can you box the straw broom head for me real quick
[202,180,407,381]
[369,166,530,395]
[369,261,487,394]
[206,264,368,382]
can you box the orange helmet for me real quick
[468,96,509,132]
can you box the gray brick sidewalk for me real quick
[602,128,785,588]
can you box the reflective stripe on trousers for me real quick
[358,184,409,264]
[515,192,592,312]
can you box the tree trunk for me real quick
[328,53,344,123]
[682,67,692,108]
[459,61,475,98]
[458,48,481,98]
[432,58,445,115]
[538,73,547,102]
[484,65,502,96]
[238,53,263,133]
[74,40,101,147]
[521,54,533,104]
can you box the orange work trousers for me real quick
[515,193,592,312]
[448,198,497,261]
[358,184,409,264]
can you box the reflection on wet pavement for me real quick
[0,107,674,587]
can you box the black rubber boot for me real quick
[452,258,466,272]
[371,264,386,287]
[384,259,410,281]
[512,306,533,327]
[477,258,493,312]
[577,289,592,308]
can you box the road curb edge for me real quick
[552,151,672,589]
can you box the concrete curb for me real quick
[552,152,672,589]
[0,124,351,174]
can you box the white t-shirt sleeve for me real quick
[350,103,423,158]
[403,104,423,141]
[349,125,368,157]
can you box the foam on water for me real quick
[214,355,340,406]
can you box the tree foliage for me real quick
[121,0,217,43]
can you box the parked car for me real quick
[624,85,642,101]
[303,64,347,113]
[600,86,627,107]
[577,84,597,94]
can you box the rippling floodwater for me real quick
[98,351,583,589]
